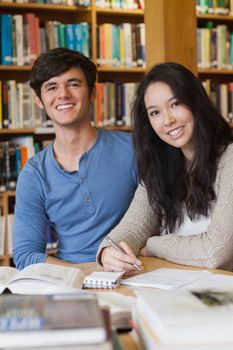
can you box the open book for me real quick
[0,263,123,294]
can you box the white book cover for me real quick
[0,215,6,257]
[13,15,24,66]
[136,288,233,345]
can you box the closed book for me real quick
[135,289,233,346]
[0,293,107,348]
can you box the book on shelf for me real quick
[0,214,6,258]
[0,263,125,294]
[133,288,233,349]
[0,293,107,348]
[0,14,12,65]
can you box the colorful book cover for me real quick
[0,14,12,65]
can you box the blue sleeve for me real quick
[13,166,48,270]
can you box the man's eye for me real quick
[69,82,79,87]
[47,86,56,92]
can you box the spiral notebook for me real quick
[83,271,124,289]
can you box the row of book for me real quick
[197,24,233,69]
[0,13,90,66]
[196,0,233,14]
[0,0,90,5]
[202,79,233,124]
[0,137,36,192]
[0,80,50,129]
[96,81,138,127]
[97,22,145,68]
[95,0,144,9]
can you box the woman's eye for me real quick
[150,110,159,117]
[171,101,180,108]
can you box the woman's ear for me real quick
[35,95,44,109]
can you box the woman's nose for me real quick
[164,110,175,126]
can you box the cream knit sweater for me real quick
[97,143,233,271]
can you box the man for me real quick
[13,48,138,269]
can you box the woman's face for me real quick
[144,81,195,161]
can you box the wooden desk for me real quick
[79,257,233,350]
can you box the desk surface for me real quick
[79,257,233,350]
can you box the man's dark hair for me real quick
[30,48,97,98]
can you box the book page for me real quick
[121,268,213,289]
[0,267,19,293]
[8,263,85,294]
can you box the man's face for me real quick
[35,67,93,128]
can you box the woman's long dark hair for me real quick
[132,62,233,233]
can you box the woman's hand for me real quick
[139,246,148,256]
[101,240,142,273]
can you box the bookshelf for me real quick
[0,0,198,266]
[196,2,233,126]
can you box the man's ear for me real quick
[90,85,96,102]
[35,95,44,109]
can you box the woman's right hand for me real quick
[101,240,142,273]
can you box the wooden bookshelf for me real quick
[196,4,233,126]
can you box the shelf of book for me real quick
[196,1,233,125]
[198,68,233,75]
[95,8,144,16]
[197,13,233,21]
[0,3,91,12]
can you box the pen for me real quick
[106,236,142,271]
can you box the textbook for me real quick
[0,293,107,348]
[135,289,233,346]
[0,263,85,294]
[0,263,124,294]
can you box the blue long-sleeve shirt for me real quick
[13,130,138,269]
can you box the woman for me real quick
[97,62,233,272]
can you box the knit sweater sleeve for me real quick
[96,183,158,263]
[145,144,233,270]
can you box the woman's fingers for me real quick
[101,244,142,272]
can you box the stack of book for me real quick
[0,293,113,349]
[133,288,233,349]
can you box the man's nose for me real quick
[58,85,71,98]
